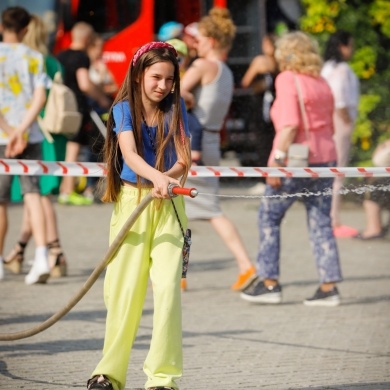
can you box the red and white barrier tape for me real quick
[0,159,389,178]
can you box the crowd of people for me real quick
[0,4,388,389]
[0,7,116,283]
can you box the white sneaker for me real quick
[0,259,4,281]
[25,256,50,285]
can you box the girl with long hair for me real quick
[87,42,191,390]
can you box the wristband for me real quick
[274,149,286,160]
[274,149,287,165]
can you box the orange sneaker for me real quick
[231,266,257,291]
[333,225,359,238]
[181,278,187,291]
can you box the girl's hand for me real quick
[151,172,180,199]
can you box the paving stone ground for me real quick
[0,179,389,389]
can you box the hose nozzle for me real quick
[168,184,198,198]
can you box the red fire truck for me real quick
[0,0,301,165]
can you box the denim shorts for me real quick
[0,143,42,202]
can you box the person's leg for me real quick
[241,179,296,304]
[23,192,50,284]
[144,198,184,390]
[359,199,383,237]
[303,175,342,305]
[257,179,296,284]
[0,146,12,260]
[41,196,58,243]
[0,203,4,280]
[23,193,46,247]
[19,204,33,243]
[0,145,23,273]
[331,116,356,235]
[91,188,151,390]
[3,203,30,273]
[210,215,253,273]
[210,214,257,291]
[59,140,80,196]
[0,144,23,279]
[41,196,67,275]
[0,180,11,259]
[19,143,50,284]
[354,178,389,239]
[0,202,8,260]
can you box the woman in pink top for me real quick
[241,32,342,307]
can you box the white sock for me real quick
[35,246,48,260]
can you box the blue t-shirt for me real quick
[112,98,190,183]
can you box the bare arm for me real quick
[241,55,269,88]
[181,59,208,108]
[76,68,111,109]
[267,125,298,189]
[335,107,352,126]
[274,125,298,154]
[5,86,46,157]
[0,113,13,135]
[117,131,181,198]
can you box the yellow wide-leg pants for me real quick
[91,187,187,390]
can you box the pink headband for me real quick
[132,41,178,65]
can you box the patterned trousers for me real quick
[257,163,342,284]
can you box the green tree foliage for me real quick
[300,0,390,165]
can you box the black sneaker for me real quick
[303,286,340,307]
[240,280,282,304]
[87,375,113,389]
[147,388,175,390]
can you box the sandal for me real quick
[87,375,113,389]
[353,231,385,240]
[4,241,26,274]
[47,239,67,277]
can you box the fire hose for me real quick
[0,184,198,341]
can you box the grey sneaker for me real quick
[303,286,340,307]
[240,280,282,304]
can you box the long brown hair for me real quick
[101,46,191,203]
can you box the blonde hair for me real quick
[275,31,323,76]
[23,14,48,55]
[198,7,236,51]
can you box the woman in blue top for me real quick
[87,42,191,390]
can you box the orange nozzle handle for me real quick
[168,184,198,198]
